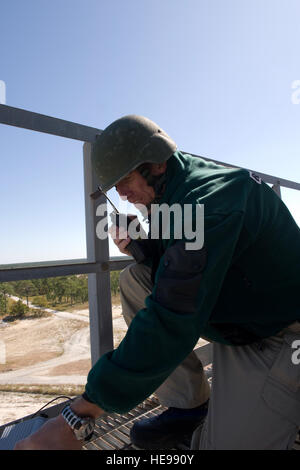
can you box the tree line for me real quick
[0,271,121,317]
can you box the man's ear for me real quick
[150,162,167,176]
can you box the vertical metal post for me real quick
[272,181,282,198]
[83,142,114,366]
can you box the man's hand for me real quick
[14,396,104,450]
[109,214,147,257]
[109,224,132,256]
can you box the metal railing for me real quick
[1,103,300,368]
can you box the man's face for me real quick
[115,170,156,207]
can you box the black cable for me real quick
[30,395,73,418]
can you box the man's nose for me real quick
[115,183,125,195]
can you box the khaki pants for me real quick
[119,262,300,449]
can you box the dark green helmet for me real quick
[91,115,177,192]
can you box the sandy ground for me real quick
[0,392,68,426]
[0,304,127,425]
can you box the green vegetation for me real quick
[0,272,121,320]
[9,300,29,318]
[0,282,13,315]
[110,271,121,296]
[0,384,85,396]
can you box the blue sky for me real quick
[0,0,300,264]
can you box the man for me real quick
[15,115,300,450]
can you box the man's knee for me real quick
[119,263,140,291]
[119,263,134,291]
[119,262,152,291]
[119,263,153,326]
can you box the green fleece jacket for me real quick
[84,151,300,413]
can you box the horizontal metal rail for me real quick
[185,151,300,192]
[1,104,299,191]
[0,104,102,142]
[0,257,133,282]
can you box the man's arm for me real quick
[14,396,105,450]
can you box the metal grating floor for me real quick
[83,395,300,451]
[83,396,191,451]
